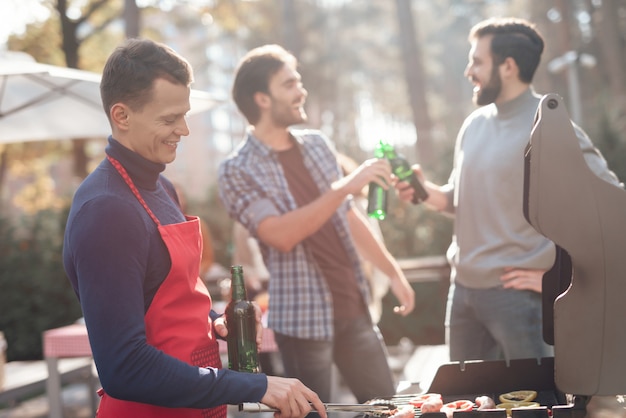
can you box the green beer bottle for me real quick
[380,140,430,204]
[367,140,388,220]
[225,265,259,373]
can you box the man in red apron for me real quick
[63,38,326,418]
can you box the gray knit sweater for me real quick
[442,88,619,288]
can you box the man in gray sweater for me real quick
[397,17,620,362]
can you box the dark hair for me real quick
[232,44,297,125]
[469,17,544,83]
[100,38,193,120]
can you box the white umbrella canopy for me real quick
[0,55,219,144]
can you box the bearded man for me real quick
[395,17,620,362]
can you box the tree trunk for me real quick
[595,0,626,128]
[553,0,586,124]
[125,0,140,39]
[57,0,124,180]
[56,0,88,178]
[0,146,7,198]
[554,0,574,52]
[282,0,300,57]
[394,0,434,169]
[72,139,89,179]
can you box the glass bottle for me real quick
[367,140,388,220]
[225,265,259,373]
[381,140,430,204]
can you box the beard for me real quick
[270,102,307,127]
[474,66,502,106]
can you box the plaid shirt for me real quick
[218,129,371,340]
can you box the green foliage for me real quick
[0,207,82,361]
[6,8,65,66]
[379,195,453,259]
[594,113,626,185]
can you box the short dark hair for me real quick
[469,17,544,83]
[100,38,193,120]
[232,44,297,125]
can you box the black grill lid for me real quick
[428,358,557,396]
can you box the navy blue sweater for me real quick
[63,137,267,408]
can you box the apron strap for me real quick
[106,155,161,227]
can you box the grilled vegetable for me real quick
[496,401,540,415]
[498,390,537,403]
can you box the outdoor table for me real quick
[42,322,98,418]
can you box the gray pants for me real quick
[447,282,554,362]
[274,316,395,403]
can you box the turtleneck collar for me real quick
[105,136,166,191]
[495,87,536,119]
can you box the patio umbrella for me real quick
[0,57,219,144]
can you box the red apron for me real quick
[97,156,227,418]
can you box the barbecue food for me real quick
[496,390,539,416]
[391,405,416,418]
[496,401,540,415]
[475,396,496,410]
[439,400,474,418]
[366,399,399,416]
[409,393,442,408]
[408,395,474,418]
[420,397,444,413]
[499,390,537,403]
[363,400,412,418]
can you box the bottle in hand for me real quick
[380,140,429,204]
[225,265,259,373]
[367,140,388,220]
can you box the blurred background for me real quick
[1,0,625,362]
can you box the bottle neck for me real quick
[230,266,247,301]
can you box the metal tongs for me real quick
[240,402,395,414]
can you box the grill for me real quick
[368,358,575,418]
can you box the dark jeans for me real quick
[274,316,395,403]
[447,282,554,362]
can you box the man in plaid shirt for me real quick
[218,44,415,404]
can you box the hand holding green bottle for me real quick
[379,140,429,204]
[367,140,429,220]
[366,141,389,220]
